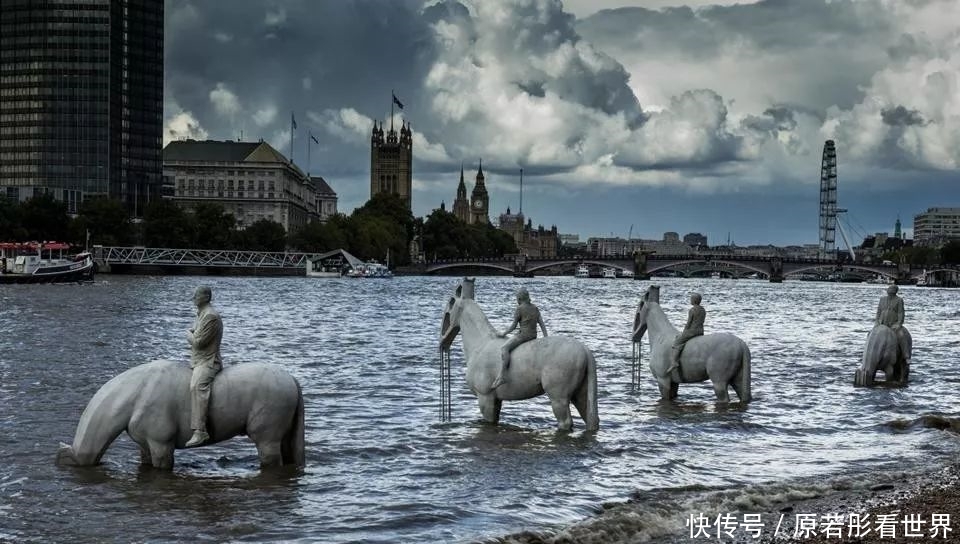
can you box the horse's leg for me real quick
[712,380,730,403]
[550,397,573,432]
[657,378,672,401]
[256,440,283,468]
[478,394,499,425]
[139,444,152,467]
[730,380,742,402]
[147,439,174,470]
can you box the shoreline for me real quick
[493,423,960,544]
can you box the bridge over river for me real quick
[408,253,933,283]
[92,246,955,284]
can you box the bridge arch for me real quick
[425,262,515,274]
[786,264,897,279]
[526,260,631,273]
[647,259,770,277]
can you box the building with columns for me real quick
[162,139,329,232]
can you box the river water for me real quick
[1,275,958,543]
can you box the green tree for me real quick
[19,193,69,242]
[941,240,960,265]
[70,198,133,247]
[236,218,287,252]
[289,214,351,253]
[142,200,194,247]
[421,209,466,260]
[189,202,236,249]
[0,198,27,241]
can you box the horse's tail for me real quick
[738,342,752,403]
[582,350,600,431]
[282,378,306,468]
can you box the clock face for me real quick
[473,199,483,209]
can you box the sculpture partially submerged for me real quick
[56,360,304,469]
[632,285,752,403]
[855,285,912,386]
[439,278,599,431]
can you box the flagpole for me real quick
[290,112,295,165]
[390,89,394,132]
[520,168,523,215]
[307,132,311,176]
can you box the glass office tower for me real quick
[0,0,162,215]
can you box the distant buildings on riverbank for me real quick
[0,0,164,215]
[162,140,337,233]
[914,207,960,247]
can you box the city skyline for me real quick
[162,0,960,245]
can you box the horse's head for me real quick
[440,277,475,350]
[632,285,660,342]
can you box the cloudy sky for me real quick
[164,0,960,245]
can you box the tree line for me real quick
[0,193,518,266]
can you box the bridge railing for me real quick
[94,246,313,268]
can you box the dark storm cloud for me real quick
[881,105,927,127]
[165,0,438,176]
[576,0,898,111]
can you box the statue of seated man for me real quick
[667,292,705,379]
[492,287,548,389]
[876,284,910,364]
[185,285,224,448]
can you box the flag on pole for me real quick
[310,132,319,144]
[291,112,298,130]
[392,93,404,110]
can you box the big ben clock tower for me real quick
[470,159,489,225]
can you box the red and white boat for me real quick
[0,242,95,284]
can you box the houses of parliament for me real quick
[368,112,558,258]
[370,119,413,210]
[451,162,489,225]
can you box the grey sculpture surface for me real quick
[855,285,913,386]
[439,278,599,431]
[632,285,752,403]
[185,285,223,448]
[56,360,305,469]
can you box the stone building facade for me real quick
[162,139,331,232]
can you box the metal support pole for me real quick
[440,348,452,421]
[631,341,641,392]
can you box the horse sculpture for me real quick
[56,360,305,470]
[438,278,599,431]
[631,285,752,403]
[854,324,912,386]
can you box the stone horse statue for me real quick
[439,278,599,431]
[632,285,752,403]
[854,324,912,386]
[56,360,305,470]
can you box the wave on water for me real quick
[882,413,960,434]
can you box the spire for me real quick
[456,162,467,199]
[477,158,484,179]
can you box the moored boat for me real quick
[0,242,95,284]
[347,261,393,278]
[575,264,590,278]
[602,267,617,279]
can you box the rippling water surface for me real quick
[1,275,959,542]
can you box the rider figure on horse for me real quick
[185,285,223,448]
[491,287,548,389]
[876,284,910,365]
[666,292,705,380]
